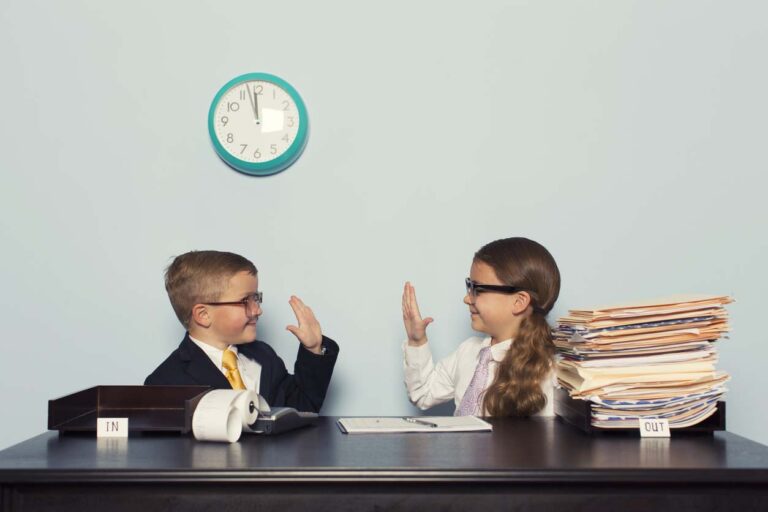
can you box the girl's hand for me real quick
[286,296,324,355]
[402,282,434,346]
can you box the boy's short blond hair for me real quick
[165,250,257,329]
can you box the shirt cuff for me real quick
[403,340,431,367]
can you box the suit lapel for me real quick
[179,335,232,389]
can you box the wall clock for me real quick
[208,72,308,176]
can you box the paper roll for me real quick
[232,390,259,427]
[192,390,244,443]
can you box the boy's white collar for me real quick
[189,335,239,357]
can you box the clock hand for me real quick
[254,90,260,124]
[246,84,258,121]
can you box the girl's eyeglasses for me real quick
[202,292,263,314]
[465,278,525,299]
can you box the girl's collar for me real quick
[482,336,513,361]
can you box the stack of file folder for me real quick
[553,295,732,429]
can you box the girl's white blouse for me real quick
[403,335,554,416]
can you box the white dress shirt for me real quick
[403,336,554,416]
[190,336,262,394]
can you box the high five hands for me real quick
[286,296,324,355]
[402,282,434,347]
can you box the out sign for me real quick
[639,418,670,438]
[97,418,129,438]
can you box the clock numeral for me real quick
[240,144,248,154]
[282,134,291,143]
[239,90,246,100]
[226,133,234,143]
[254,84,263,95]
[254,148,262,160]
[272,88,276,100]
[287,116,295,127]
[227,102,240,112]
[270,144,278,155]
[221,116,229,126]
[282,100,290,111]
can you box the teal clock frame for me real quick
[208,72,309,176]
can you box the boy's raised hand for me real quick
[286,296,324,355]
[402,282,433,347]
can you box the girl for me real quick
[402,237,560,417]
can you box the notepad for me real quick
[336,416,493,434]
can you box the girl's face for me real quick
[464,260,525,343]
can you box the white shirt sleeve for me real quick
[403,341,460,410]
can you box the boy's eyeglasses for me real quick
[203,292,263,314]
[465,278,525,299]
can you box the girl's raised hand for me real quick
[402,282,434,346]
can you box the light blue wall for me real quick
[1,0,766,449]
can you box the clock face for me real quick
[208,73,308,176]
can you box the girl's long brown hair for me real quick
[476,237,561,417]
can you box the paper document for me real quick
[337,416,492,434]
[553,293,731,432]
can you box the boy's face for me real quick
[206,270,261,346]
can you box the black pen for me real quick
[402,417,438,428]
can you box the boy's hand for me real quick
[402,282,433,347]
[286,296,324,355]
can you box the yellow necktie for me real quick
[221,350,246,390]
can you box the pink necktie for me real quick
[455,347,492,416]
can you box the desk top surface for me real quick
[1,417,767,484]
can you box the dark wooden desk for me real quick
[1,417,767,511]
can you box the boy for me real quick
[144,250,339,413]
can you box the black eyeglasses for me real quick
[203,292,263,314]
[465,278,526,299]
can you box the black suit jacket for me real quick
[144,334,339,413]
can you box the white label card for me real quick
[639,418,670,437]
[97,417,129,438]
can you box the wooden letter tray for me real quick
[554,387,726,435]
[48,385,211,433]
